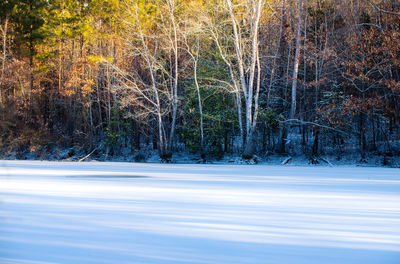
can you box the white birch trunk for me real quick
[212,31,244,151]
[226,0,262,157]
[290,0,304,121]
[168,0,179,153]
[193,40,204,156]
[245,0,262,155]
[135,8,166,157]
[226,0,248,101]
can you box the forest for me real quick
[0,0,399,163]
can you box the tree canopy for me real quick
[0,0,399,162]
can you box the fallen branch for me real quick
[319,157,333,167]
[281,157,292,165]
[282,119,351,136]
[78,147,100,162]
[373,4,400,17]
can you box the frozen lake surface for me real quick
[1,160,400,264]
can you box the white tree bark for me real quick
[226,0,262,158]
[168,0,179,153]
[121,0,183,159]
[226,0,248,101]
[289,0,304,121]
[193,40,204,156]
[211,29,244,151]
[134,6,166,157]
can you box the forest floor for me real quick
[0,161,399,263]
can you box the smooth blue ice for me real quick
[1,161,399,264]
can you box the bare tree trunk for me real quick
[277,1,289,153]
[29,41,34,97]
[312,127,319,157]
[243,47,262,158]
[301,11,308,145]
[226,0,247,152]
[290,0,304,121]
[192,40,204,157]
[168,0,179,154]
[226,0,248,100]
[135,7,166,158]
[226,0,262,158]
[244,0,263,158]
[58,9,64,94]
[212,30,244,151]
[134,120,141,150]
[266,12,285,110]
[0,17,8,107]
[28,1,34,100]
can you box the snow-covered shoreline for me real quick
[1,150,400,168]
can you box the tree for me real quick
[11,0,47,93]
[224,0,263,158]
[115,0,184,159]
[0,0,15,106]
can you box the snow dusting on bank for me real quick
[1,161,400,263]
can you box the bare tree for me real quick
[225,0,263,158]
[116,0,183,159]
[165,0,179,151]
[185,37,204,157]
[122,2,168,158]
[289,0,305,121]
[209,25,244,152]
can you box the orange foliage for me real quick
[63,59,95,97]
[342,96,383,115]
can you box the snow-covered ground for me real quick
[0,161,399,264]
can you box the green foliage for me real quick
[0,0,15,20]
[181,82,237,159]
[179,46,241,158]
[1,0,399,160]
[259,108,280,132]
[105,107,128,151]
[10,0,48,56]
[47,0,83,38]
